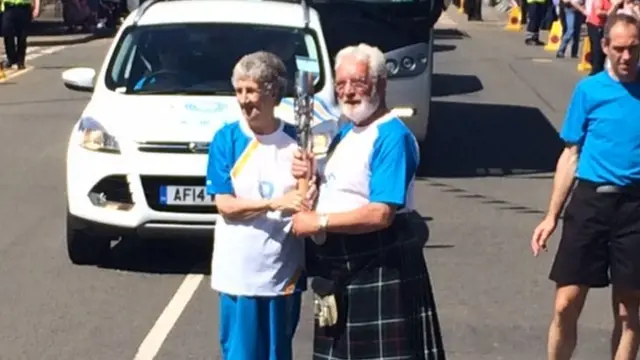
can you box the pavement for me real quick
[0,7,614,360]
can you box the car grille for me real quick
[140,175,217,214]
[137,142,210,154]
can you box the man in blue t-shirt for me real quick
[532,13,640,360]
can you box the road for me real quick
[0,9,613,360]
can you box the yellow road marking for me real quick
[0,66,35,83]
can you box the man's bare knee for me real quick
[553,285,589,324]
[612,287,640,328]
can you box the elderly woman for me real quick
[205,51,315,360]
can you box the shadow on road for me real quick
[433,28,469,40]
[420,100,563,178]
[99,237,212,275]
[434,44,457,53]
[432,73,484,97]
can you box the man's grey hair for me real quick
[231,51,288,102]
[334,43,387,80]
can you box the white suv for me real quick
[62,0,339,265]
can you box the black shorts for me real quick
[549,180,640,289]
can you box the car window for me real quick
[105,23,324,95]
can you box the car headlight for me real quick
[77,117,120,153]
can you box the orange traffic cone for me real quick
[544,21,563,52]
[577,37,592,72]
[504,6,523,31]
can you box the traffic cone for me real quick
[504,6,523,31]
[544,20,563,52]
[577,36,592,72]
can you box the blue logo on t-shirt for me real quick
[258,181,275,199]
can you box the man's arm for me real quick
[545,80,588,220]
[545,145,580,220]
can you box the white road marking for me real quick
[25,44,68,62]
[133,273,205,360]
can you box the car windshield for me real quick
[105,23,324,95]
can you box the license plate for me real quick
[159,186,213,205]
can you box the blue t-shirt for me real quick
[560,71,640,186]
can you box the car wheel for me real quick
[66,212,112,265]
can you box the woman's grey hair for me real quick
[334,43,387,80]
[231,51,288,103]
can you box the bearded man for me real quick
[290,43,447,360]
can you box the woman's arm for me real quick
[215,194,272,221]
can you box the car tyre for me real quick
[66,212,112,265]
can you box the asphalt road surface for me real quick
[0,10,614,360]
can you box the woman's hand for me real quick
[292,149,316,180]
[269,190,309,213]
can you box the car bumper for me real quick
[66,141,219,239]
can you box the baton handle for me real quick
[298,177,310,197]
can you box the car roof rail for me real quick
[132,0,163,25]
[132,0,311,28]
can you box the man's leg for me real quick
[547,181,612,360]
[610,194,640,360]
[2,7,17,66]
[14,5,31,68]
[548,285,589,360]
[611,288,640,360]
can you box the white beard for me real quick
[340,95,380,125]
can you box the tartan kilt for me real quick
[308,213,446,360]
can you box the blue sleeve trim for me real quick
[206,124,236,196]
[368,120,419,208]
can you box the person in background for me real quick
[2,0,39,70]
[613,0,640,17]
[526,0,549,45]
[585,0,612,74]
[205,51,316,360]
[290,43,446,360]
[532,13,640,360]
[557,0,587,58]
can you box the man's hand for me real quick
[32,6,40,18]
[292,211,321,237]
[531,216,558,257]
[292,148,315,180]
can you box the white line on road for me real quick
[133,273,204,360]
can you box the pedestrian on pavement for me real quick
[525,0,549,45]
[556,0,587,58]
[2,0,39,70]
[585,0,614,74]
[290,43,446,360]
[532,13,640,360]
[205,51,316,360]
